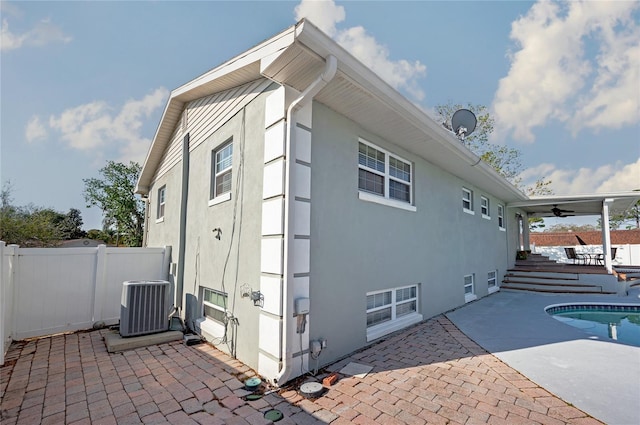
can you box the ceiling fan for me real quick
[551,205,574,217]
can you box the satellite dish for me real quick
[451,109,477,141]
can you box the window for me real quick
[488,270,499,293]
[497,204,506,230]
[211,140,233,201]
[462,188,474,213]
[481,196,490,218]
[156,185,166,221]
[366,284,422,341]
[464,274,476,303]
[358,139,412,206]
[202,288,228,325]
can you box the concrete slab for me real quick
[446,289,640,425]
[104,330,183,352]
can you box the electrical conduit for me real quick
[274,54,337,386]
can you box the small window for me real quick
[211,140,233,200]
[481,196,490,218]
[498,205,506,230]
[464,274,476,303]
[488,270,499,293]
[462,188,474,213]
[358,139,412,204]
[203,288,228,325]
[366,284,421,341]
[157,185,166,220]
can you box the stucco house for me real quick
[135,19,639,385]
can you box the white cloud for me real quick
[492,0,640,143]
[294,0,426,101]
[48,88,169,164]
[520,158,640,195]
[25,115,47,143]
[1,17,72,52]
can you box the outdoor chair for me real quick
[595,247,618,265]
[564,247,586,265]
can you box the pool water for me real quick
[546,304,640,347]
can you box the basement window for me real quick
[366,284,422,341]
[464,274,477,303]
[488,270,499,294]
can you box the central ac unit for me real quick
[120,280,170,337]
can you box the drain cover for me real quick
[244,377,262,391]
[264,409,283,422]
[299,381,324,398]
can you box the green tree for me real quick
[0,181,66,246]
[435,102,552,196]
[83,161,144,247]
[608,197,639,230]
[58,208,86,239]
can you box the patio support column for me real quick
[522,213,531,252]
[602,199,614,274]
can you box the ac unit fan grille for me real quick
[120,281,170,337]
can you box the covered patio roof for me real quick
[508,192,640,218]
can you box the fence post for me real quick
[92,245,108,325]
[0,241,4,365]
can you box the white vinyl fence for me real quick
[1,242,171,365]
[532,243,639,266]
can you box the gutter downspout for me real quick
[274,54,337,386]
[176,133,190,312]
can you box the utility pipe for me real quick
[176,133,190,311]
[274,54,337,386]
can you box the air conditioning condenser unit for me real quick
[120,280,170,337]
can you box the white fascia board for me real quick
[174,27,296,99]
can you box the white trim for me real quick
[367,313,422,342]
[155,217,164,224]
[198,317,225,340]
[208,192,231,207]
[358,191,417,212]
[497,204,506,230]
[465,294,478,303]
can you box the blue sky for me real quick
[1,0,639,231]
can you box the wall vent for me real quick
[120,280,170,337]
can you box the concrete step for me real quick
[501,283,614,294]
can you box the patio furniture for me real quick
[564,247,587,265]
[595,247,617,266]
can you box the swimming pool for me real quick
[546,303,640,347]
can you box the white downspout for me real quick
[274,54,337,386]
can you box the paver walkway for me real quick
[1,316,602,424]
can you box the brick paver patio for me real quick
[1,316,602,424]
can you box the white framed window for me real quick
[462,187,474,214]
[488,270,499,294]
[497,204,506,230]
[358,139,414,211]
[202,288,228,325]
[210,140,233,204]
[366,284,422,341]
[156,185,166,222]
[464,274,477,303]
[481,196,490,219]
